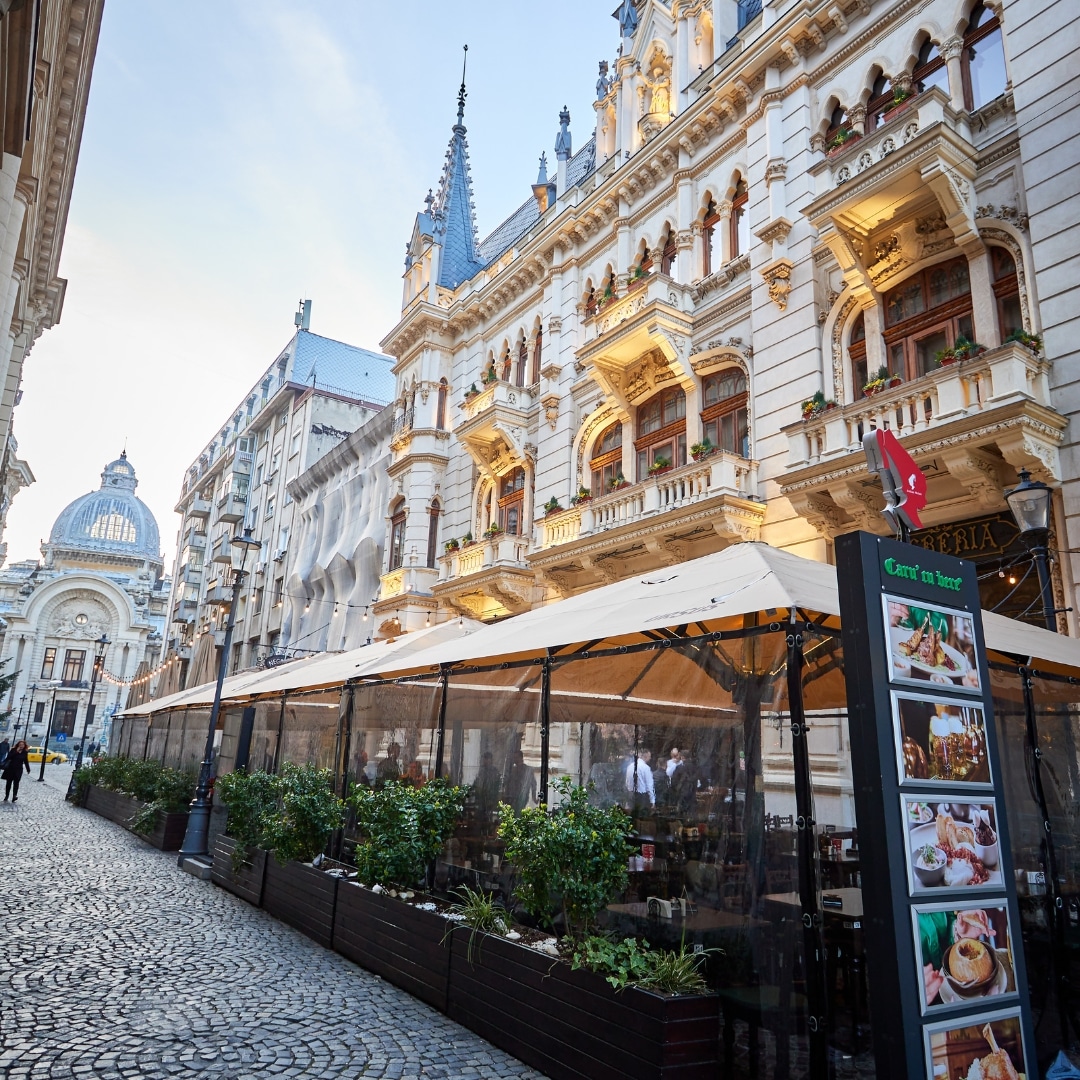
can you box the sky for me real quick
[6,1,616,568]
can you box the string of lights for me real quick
[101,654,181,688]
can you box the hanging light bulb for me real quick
[998,570,1005,579]
[425,612,431,628]
[1008,574,1017,585]
[363,606,368,621]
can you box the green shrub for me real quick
[215,769,278,868]
[348,777,466,888]
[571,935,652,990]
[262,763,344,865]
[498,776,632,939]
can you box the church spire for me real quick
[432,45,484,290]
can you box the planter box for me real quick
[211,835,267,906]
[261,857,338,948]
[333,883,451,1012]
[82,785,188,850]
[446,928,719,1080]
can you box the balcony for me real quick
[205,581,232,607]
[455,381,536,467]
[171,598,197,625]
[183,528,207,551]
[216,492,247,523]
[433,534,536,619]
[210,534,235,564]
[780,343,1066,537]
[528,453,765,593]
[179,563,203,586]
[188,496,212,518]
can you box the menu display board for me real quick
[837,532,1034,1080]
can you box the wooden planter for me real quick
[261,857,339,948]
[333,883,451,1012]
[82,785,188,851]
[211,834,267,906]
[446,927,720,1080]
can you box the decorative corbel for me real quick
[540,393,561,431]
[760,258,794,311]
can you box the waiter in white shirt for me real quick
[625,749,655,814]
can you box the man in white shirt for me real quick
[666,747,682,778]
[625,749,655,814]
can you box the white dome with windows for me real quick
[48,452,162,562]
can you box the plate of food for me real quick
[963,1023,1022,1080]
[909,813,1001,890]
[907,800,934,826]
[937,944,1011,1003]
[890,623,970,680]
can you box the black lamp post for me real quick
[36,684,61,782]
[67,634,110,798]
[1004,469,1057,632]
[12,690,28,742]
[177,527,262,863]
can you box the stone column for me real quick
[942,37,966,112]
[967,249,1000,348]
[718,200,734,266]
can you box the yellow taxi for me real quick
[26,746,69,764]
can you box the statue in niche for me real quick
[596,61,613,100]
[644,66,671,116]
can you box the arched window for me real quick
[585,281,597,317]
[913,38,949,96]
[530,327,543,385]
[498,467,526,535]
[630,245,652,290]
[635,387,686,479]
[436,378,448,430]
[501,345,513,382]
[730,177,749,259]
[991,246,1022,338]
[660,227,677,276]
[848,313,869,398]
[883,257,973,379]
[962,4,1007,110]
[388,504,407,571]
[516,338,528,387]
[824,103,848,145]
[701,370,749,457]
[590,421,624,496]
[702,199,720,276]
[867,73,892,130]
[426,499,441,567]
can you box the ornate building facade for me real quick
[375,0,1075,635]
[166,308,395,676]
[0,452,169,746]
[0,0,104,562]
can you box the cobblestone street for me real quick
[0,768,546,1080]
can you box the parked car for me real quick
[27,746,69,764]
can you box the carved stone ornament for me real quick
[51,596,110,641]
[540,393,560,431]
[761,259,794,310]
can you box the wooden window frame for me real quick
[913,40,947,95]
[389,512,406,571]
[730,180,748,260]
[991,247,1022,339]
[426,502,440,567]
[700,371,749,457]
[702,201,720,277]
[530,328,542,385]
[62,649,86,683]
[497,471,526,536]
[41,647,56,680]
[660,233,677,276]
[848,314,868,399]
[960,6,1004,111]
[516,341,528,387]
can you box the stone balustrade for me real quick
[438,535,532,583]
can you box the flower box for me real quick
[445,926,720,1080]
[82,785,188,851]
[826,133,860,157]
[211,834,268,906]
[648,466,673,477]
[882,93,916,123]
[261,857,339,948]
[332,882,452,1012]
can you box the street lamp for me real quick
[36,683,61,782]
[13,692,27,742]
[1004,469,1057,632]
[177,527,262,863]
[67,634,110,798]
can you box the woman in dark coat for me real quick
[3,740,30,802]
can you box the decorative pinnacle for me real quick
[456,44,468,125]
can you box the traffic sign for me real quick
[55,732,66,742]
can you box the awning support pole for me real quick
[434,666,449,780]
[539,654,552,808]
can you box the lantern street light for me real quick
[67,634,110,799]
[1004,469,1057,632]
[177,527,262,864]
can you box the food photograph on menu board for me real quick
[925,1010,1027,1079]
[892,691,993,787]
[883,595,981,695]
[903,796,1003,894]
[912,902,1017,1014]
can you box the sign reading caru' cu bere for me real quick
[836,532,1035,1080]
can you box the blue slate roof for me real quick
[434,121,486,290]
[290,330,395,406]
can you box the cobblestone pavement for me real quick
[1,766,547,1080]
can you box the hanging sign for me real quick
[836,531,1035,1080]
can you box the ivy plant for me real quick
[498,777,632,939]
[348,777,466,889]
[262,763,344,865]
[571,935,653,990]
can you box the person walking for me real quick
[3,740,30,802]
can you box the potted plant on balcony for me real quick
[647,456,673,477]
[801,390,827,419]
[882,86,916,123]
[444,538,460,554]
[543,496,564,517]
[863,366,901,395]
[482,365,498,386]
[608,473,628,491]
[461,531,475,548]
[596,282,617,310]
[827,126,859,156]
[690,438,714,461]
[463,383,480,402]
[1005,328,1043,355]
[570,486,592,506]
[483,523,502,540]
[935,334,986,366]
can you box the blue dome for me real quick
[49,452,161,561]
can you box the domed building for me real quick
[0,453,170,751]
